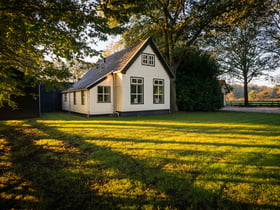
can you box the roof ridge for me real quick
[116,38,149,72]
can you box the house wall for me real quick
[89,75,114,115]
[62,90,89,115]
[221,85,227,106]
[118,45,171,113]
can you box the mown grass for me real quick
[0,111,279,209]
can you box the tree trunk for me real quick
[170,78,178,112]
[243,78,249,106]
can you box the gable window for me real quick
[141,53,155,66]
[73,92,76,105]
[64,93,67,102]
[153,79,164,104]
[131,77,144,104]
[97,86,111,103]
[81,90,85,105]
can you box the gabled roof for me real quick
[64,37,174,92]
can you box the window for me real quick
[64,93,67,102]
[97,86,111,103]
[131,77,144,104]
[73,92,76,105]
[141,53,155,66]
[153,79,164,104]
[81,90,85,105]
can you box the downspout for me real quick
[112,73,119,116]
[87,89,90,117]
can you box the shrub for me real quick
[176,50,223,111]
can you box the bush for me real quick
[176,50,223,111]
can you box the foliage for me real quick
[102,0,272,111]
[102,39,125,57]
[227,84,280,101]
[1,112,279,209]
[0,0,118,108]
[262,0,280,56]
[214,20,279,106]
[176,49,222,111]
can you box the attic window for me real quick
[141,53,155,66]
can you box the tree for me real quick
[215,22,279,106]
[248,90,257,101]
[263,0,280,56]
[0,0,117,108]
[176,49,222,111]
[102,0,271,111]
[102,39,125,57]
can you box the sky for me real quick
[88,36,280,87]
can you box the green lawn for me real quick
[0,112,279,209]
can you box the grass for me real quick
[0,111,279,209]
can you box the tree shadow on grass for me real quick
[1,120,279,209]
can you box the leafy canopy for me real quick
[0,0,118,108]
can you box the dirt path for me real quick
[220,106,280,114]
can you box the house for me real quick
[61,37,174,116]
[219,80,231,106]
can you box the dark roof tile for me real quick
[65,37,173,92]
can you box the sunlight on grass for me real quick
[1,112,279,209]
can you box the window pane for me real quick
[159,95,164,103]
[98,86,103,93]
[104,86,110,94]
[137,78,143,84]
[138,95,143,103]
[142,55,147,64]
[158,86,164,94]
[98,95,103,102]
[131,84,136,93]
[104,95,110,102]
[153,86,157,94]
[138,85,144,94]
[131,95,137,104]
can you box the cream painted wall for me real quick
[61,91,89,114]
[119,45,171,112]
[62,44,171,115]
[61,93,69,111]
[89,75,114,115]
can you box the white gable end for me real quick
[119,44,171,112]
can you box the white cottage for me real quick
[62,37,174,116]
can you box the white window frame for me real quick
[153,79,164,104]
[141,53,155,66]
[97,86,111,103]
[131,77,144,104]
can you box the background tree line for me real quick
[227,84,280,101]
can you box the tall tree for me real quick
[0,0,118,108]
[214,22,279,106]
[102,0,270,111]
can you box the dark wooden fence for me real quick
[227,101,280,107]
[0,83,72,120]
